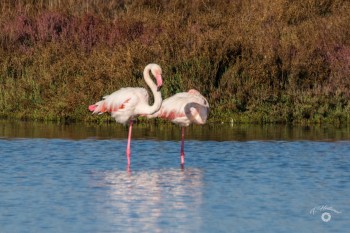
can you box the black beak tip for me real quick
[157,86,162,91]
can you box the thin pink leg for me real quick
[126,119,133,166]
[180,127,185,165]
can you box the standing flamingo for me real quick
[88,63,163,166]
[148,89,209,166]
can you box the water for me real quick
[1,121,350,232]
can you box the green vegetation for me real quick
[0,0,349,124]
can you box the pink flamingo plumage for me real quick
[148,89,209,166]
[89,63,163,166]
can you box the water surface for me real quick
[0,121,349,232]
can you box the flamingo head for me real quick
[151,64,163,91]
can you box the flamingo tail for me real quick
[88,104,97,112]
[88,100,108,114]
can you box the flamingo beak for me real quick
[156,74,163,91]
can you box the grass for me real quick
[0,0,349,124]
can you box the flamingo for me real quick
[88,63,163,166]
[148,89,209,166]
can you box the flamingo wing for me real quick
[151,90,209,126]
[90,87,149,124]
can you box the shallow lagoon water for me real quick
[1,121,350,232]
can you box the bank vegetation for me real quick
[0,0,349,124]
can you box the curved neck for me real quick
[140,64,162,114]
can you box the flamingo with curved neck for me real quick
[148,89,209,167]
[89,63,163,166]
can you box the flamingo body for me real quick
[152,89,209,126]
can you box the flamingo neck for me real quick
[139,64,162,115]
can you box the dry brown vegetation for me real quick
[0,0,349,124]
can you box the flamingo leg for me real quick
[180,127,185,165]
[126,119,133,166]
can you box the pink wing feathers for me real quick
[151,89,209,127]
[89,87,149,124]
[89,97,131,114]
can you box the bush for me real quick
[0,0,349,124]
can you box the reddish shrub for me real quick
[36,11,72,42]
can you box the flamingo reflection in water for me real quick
[90,168,203,231]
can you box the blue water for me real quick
[1,130,350,232]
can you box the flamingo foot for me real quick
[180,153,185,165]
[126,164,131,173]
